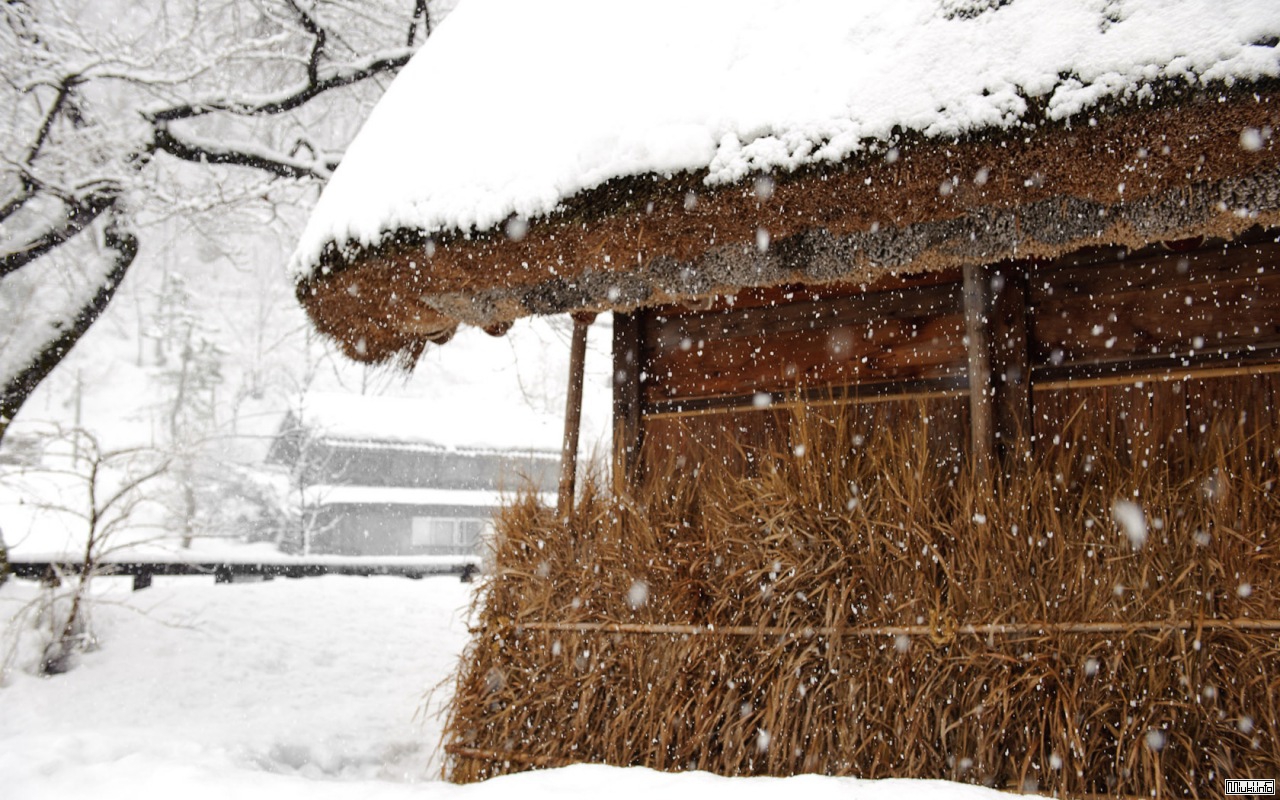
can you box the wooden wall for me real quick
[614,234,1280,475]
[639,271,967,412]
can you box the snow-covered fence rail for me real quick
[8,554,480,590]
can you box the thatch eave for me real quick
[298,81,1280,366]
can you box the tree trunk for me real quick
[0,526,9,588]
[0,206,137,447]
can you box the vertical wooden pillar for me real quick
[963,263,994,482]
[989,264,1033,465]
[611,311,644,494]
[558,312,595,518]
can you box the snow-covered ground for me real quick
[0,574,1005,800]
[0,575,471,797]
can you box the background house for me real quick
[267,393,559,556]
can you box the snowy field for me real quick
[0,574,1005,800]
[0,575,472,798]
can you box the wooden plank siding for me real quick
[613,234,1280,476]
[641,274,967,408]
[1029,240,1280,376]
[639,397,969,477]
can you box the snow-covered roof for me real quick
[303,485,554,508]
[293,0,1280,275]
[291,392,562,453]
[291,0,1280,366]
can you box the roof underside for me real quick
[291,0,1280,365]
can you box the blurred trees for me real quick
[0,0,437,444]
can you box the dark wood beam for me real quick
[989,264,1033,466]
[612,311,644,491]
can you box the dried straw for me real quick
[443,393,1280,797]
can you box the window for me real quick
[411,517,487,552]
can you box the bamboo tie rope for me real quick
[493,617,1280,641]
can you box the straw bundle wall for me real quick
[444,389,1280,797]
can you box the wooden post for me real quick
[963,263,994,482]
[611,311,643,493]
[558,312,595,518]
[988,264,1033,466]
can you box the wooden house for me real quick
[289,1,1280,795]
[266,394,558,556]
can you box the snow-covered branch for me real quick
[0,185,35,226]
[1,208,137,441]
[146,46,414,122]
[151,127,330,181]
[0,186,119,279]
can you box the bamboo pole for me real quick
[1033,359,1280,391]
[644,387,968,420]
[504,617,1280,639]
[557,312,595,518]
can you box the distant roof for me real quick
[304,485,556,508]
[292,0,1280,364]
[288,392,562,453]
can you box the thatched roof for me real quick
[291,0,1280,365]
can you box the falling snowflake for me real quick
[1112,499,1147,549]
[627,579,650,609]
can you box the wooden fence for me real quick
[7,556,479,590]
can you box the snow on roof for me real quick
[291,0,1280,278]
[294,392,563,453]
[303,484,555,507]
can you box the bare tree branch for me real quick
[96,459,172,523]
[26,75,78,165]
[406,0,429,46]
[285,0,326,86]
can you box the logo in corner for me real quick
[1225,778,1275,796]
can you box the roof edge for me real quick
[299,84,1280,365]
